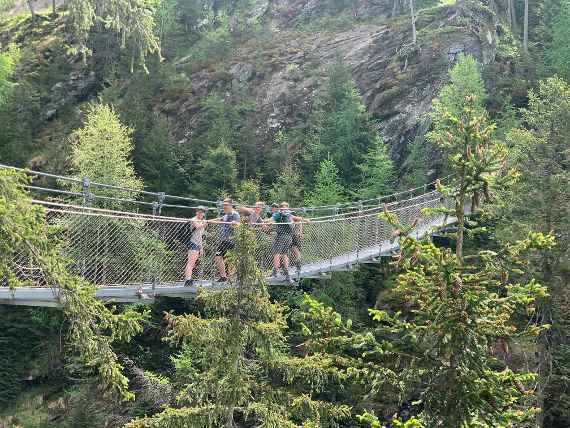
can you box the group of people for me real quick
[183,198,309,286]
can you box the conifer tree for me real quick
[357,136,395,200]
[0,44,18,107]
[548,0,570,81]
[401,138,430,188]
[69,103,169,285]
[196,143,238,198]
[308,60,379,187]
[125,222,351,427]
[370,94,554,426]
[269,164,304,206]
[66,0,161,72]
[305,158,346,207]
[502,77,570,426]
[70,103,143,200]
[0,169,148,401]
[427,53,487,175]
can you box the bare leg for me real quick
[292,246,301,264]
[185,251,200,280]
[282,254,290,271]
[215,255,227,278]
[272,254,281,270]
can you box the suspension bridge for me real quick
[1,165,458,307]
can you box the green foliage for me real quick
[305,158,346,206]
[501,77,570,425]
[548,0,570,82]
[196,143,238,198]
[126,223,351,427]
[66,0,161,72]
[358,411,426,428]
[69,103,143,198]
[372,80,554,426]
[269,164,304,206]
[134,115,182,194]
[427,53,487,170]
[0,307,62,405]
[0,0,16,12]
[0,44,19,107]
[0,169,149,401]
[402,137,430,188]
[356,136,395,199]
[235,177,262,205]
[306,60,381,187]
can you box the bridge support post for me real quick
[81,178,92,206]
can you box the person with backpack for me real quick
[264,202,306,284]
[209,198,241,282]
[239,201,265,226]
[183,206,208,287]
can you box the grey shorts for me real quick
[272,234,292,254]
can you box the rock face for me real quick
[167,1,497,165]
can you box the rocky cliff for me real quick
[0,0,499,170]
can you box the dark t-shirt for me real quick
[220,211,240,240]
[272,210,294,235]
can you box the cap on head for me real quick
[196,205,206,213]
[271,203,279,208]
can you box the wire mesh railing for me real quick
[0,163,452,218]
[6,192,452,290]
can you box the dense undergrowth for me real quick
[1,0,570,426]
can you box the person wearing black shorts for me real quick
[264,202,306,284]
[210,198,240,282]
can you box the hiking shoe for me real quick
[215,277,228,283]
[284,275,294,285]
[269,269,279,278]
[184,279,194,287]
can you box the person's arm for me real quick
[207,216,225,224]
[292,215,311,223]
[193,218,207,230]
[238,206,254,216]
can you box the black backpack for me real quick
[276,211,294,235]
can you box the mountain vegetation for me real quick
[1,0,569,427]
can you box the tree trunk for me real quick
[26,0,36,18]
[52,0,56,15]
[510,0,518,31]
[523,0,528,54]
[409,0,417,45]
[455,168,467,264]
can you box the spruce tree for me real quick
[0,44,18,107]
[548,0,570,81]
[0,169,148,401]
[502,77,570,426]
[305,158,346,207]
[196,143,238,198]
[268,164,304,206]
[427,53,487,176]
[369,95,554,426]
[66,0,161,72]
[357,136,395,200]
[125,222,351,427]
[308,60,379,187]
[70,103,143,199]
